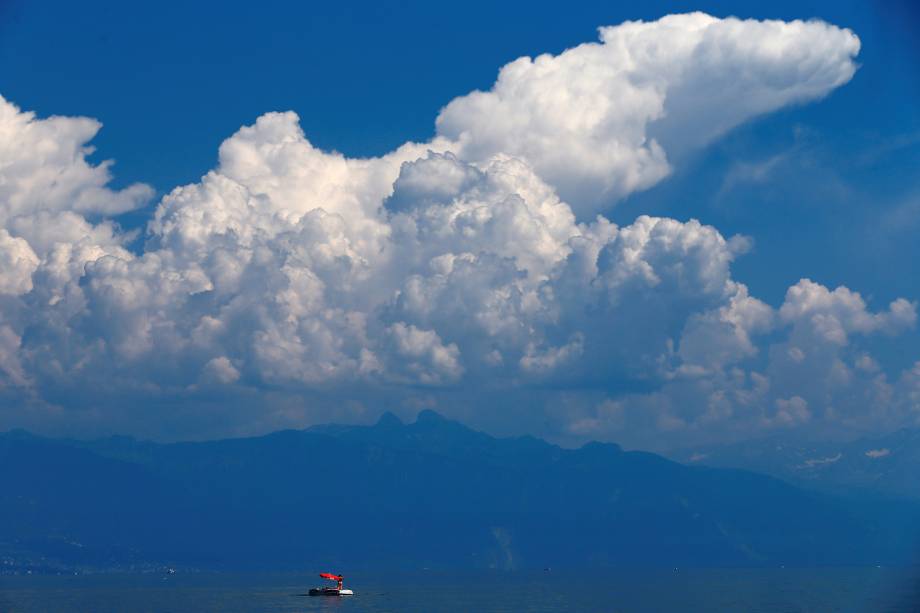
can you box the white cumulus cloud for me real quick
[0,229,39,296]
[0,14,915,448]
[436,13,860,215]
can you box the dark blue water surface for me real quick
[2,568,919,612]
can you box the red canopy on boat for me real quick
[319,573,343,581]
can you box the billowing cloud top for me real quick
[437,13,860,214]
[1,14,913,447]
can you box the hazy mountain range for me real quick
[2,411,919,573]
[672,428,920,501]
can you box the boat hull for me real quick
[309,588,354,596]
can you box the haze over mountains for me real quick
[3,411,919,574]
[674,428,920,501]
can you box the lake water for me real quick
[1,568,919,612]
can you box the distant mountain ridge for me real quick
[673,427,920,501]
[2,412,919,573]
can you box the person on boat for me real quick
[336,576,343,591]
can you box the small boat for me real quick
[308,586,354,596]
[308,572,354,596]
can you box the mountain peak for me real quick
[376,411,404,428]
[415,409,449,425]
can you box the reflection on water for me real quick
[1,567,919,612]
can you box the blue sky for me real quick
[0,1,918,448]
